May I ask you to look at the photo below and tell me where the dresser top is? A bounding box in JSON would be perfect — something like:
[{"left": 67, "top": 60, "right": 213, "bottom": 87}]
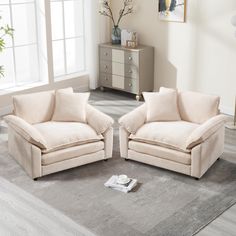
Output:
[{"left": 99, "top": 43, "right": 153, "bottom": 52}]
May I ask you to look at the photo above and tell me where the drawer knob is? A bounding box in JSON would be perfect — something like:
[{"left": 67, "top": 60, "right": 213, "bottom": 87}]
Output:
[
  {"left": 129, "top": 83, "right": 132, "bottom": 87},
  {"left": 104, "top": 65, "right": 108, "bottom": 70},
  {"left": 128, "top": 56, "right": 132, "bottom": 61},
  {"left": 129, "top": 70, "right": 132, "bottom": 74},
  {"left": 104, "top": 52, "right": 108, "bottom": 56},
  {"left": 105, "top": 77, "right": 108, "bottom": 81}
]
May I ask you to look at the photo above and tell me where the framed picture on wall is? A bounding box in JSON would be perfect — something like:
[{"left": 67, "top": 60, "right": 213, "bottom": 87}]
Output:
[{"left": 158, "top": 0, "right": 186, "bottom": 22}]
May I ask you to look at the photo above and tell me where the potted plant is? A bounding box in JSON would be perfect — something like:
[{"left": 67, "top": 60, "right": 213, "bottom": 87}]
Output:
[
  {"left": 0, "top": 16, "right": 14, "bottom": 77},
  {"left": 99, "top": 0, "right": 133, "bottom": 44}
]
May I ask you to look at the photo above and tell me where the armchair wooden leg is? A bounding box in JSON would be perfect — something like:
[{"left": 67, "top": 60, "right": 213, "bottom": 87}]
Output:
[
  {"left": 104, "top": 159, "right": 108, "bottom": 162},
  {"left": 124, "top": 158, "right": 129, "bottom": 161},
  {"left": 33, "top": 178, "right": 38, "bottom": 181},
  {"left": 195, "top": 178, "right": 199, "bottom": 181}
]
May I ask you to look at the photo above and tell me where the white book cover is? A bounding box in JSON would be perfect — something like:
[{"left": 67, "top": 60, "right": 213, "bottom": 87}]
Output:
[{"left": 104, "top": 175, "right": 138, "bottom": 193}]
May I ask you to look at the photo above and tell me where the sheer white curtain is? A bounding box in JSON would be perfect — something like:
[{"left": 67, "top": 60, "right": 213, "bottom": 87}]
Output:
[{"left": 85, "top": 0, "right": 110, "bottom": 89}]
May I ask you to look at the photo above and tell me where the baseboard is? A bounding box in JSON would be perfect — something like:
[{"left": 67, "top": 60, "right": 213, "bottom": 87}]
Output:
[
  {"left": 220, "top": 106, "right": 234, "bottom": 116},
  {"left": 74, "top": 84, "right": 90, "bottom": 92},
  {"left": 0, "top": 105, "right": 13, "bottom": 117}
]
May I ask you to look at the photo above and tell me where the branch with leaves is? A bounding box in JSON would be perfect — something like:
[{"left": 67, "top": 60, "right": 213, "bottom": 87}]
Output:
[
  {"left": 0, "top": 16, "right": 14, "bottom": 78},
  {"left": 99, "top": 0, "right": 133, "bottom": 27}
]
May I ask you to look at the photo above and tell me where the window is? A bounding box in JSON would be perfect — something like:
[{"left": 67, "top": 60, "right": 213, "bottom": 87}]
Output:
[
  {"left": 0, "top": 0, "right": 44, "bottom": 89},
  {"left": 0, "top": 0, "right": 86, "bottom": 89},
  {"left": 50, "top": 0, "right": 85, "bottom": 79}
]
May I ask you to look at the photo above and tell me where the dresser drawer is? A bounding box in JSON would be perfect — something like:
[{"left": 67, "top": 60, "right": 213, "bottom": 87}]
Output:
[
  {"left": 100, "top": 73, "right": 112, "bottom": 87},
  {"left": 112, "top": 62, "right": 125, "bottom": 76},
  {"left": 125, "top": 64, "right": 138, "bottom": 79},
  {"left": 100, "top": 61, "right": 112, "bottom": 74},
  {"left": 125, "top": 78, "right": 138, "bottom": 94},
  {"left": 112, "top": 49, "right": 124, "bottom": 63},
  {"left": 112, "top": 75, "right": 125, "bottom": 90},
  {"left": 100, "top": 47, "right": 112, "bottom": 61},
  {"left": 125, "top": 51, "right": 139, "bottom": 66}
]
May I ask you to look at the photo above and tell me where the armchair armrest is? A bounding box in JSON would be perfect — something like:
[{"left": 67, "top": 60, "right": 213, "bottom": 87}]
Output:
[
  {"left": 86, "top": 104, "right": 114, "bottom": 135},
  {"left": 186, "top": 114, "right": 227, "bottom": 149},
  {"left": 119, "top": 104, "right": 147, "bottom": 134},
  {"left": 4, "top": 115, "right": 47, "bottom": 149}
]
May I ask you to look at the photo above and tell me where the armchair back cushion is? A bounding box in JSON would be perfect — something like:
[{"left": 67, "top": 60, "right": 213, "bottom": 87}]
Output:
[
  {"left": 13, "top": 87, "right": 73, "bottom": 124},
  {"left": 13, "top": 90, "right": 55, "bottom": 124},
  {"left": 178, "top": 91, "right": 220, "bottom": 124}
]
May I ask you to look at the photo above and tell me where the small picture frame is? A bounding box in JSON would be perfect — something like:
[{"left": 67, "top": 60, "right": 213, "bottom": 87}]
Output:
[{"left": 126, "top": 40, "right": 137, "bottom": 48}]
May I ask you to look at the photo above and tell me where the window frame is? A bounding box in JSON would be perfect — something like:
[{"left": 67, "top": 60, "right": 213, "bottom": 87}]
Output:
[
  {"left": 0, "top": 0, "right": 87, "bottom": 90},
  {"left": 0, "top": 0, "right": 41, "bottom": 89},
  {"left": 50, "top": 0, "right": 86, "bottom": 80}
]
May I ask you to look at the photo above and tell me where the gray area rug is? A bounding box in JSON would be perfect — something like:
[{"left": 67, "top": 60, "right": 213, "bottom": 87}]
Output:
[
  {"left": 0, "top": 90, "right": 236, "bottom": 236},
  {"left": 0, "top": 177, "right": 95, "bottom": 236}
]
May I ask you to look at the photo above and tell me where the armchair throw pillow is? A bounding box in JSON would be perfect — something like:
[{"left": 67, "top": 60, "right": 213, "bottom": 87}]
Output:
[
  {"left": 52, "top": 92, "right": 90, "bottom": 123},
  {"left": 143, "top": 89, "right": 181, "bottom": 122}
]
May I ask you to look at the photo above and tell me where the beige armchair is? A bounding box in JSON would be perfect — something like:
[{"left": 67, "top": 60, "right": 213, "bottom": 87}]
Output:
[
  {"left": 119, "top": 90, "right": 226, "bottom": 179},
  {"left": 4, "top": 88, "right": 114, "bottom": 180}
]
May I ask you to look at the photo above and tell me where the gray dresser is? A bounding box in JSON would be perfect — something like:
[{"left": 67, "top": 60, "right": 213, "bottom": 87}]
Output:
[{"left": 99, "top": 43, "right": 154, "bottom": 100}]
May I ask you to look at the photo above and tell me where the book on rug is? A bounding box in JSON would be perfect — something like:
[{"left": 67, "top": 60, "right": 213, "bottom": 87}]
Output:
[{"left": 104, "top": 175, "right": 138, "bottom": 193}]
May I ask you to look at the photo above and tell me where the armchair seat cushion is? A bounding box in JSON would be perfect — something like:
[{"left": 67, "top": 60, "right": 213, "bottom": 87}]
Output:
[
  {"left": 129, "top": 121, "right": 199, "bottom": 153},
  {"left": 42, "top": 141, "right": 104, "bottom": 165},
  {"left": 34, "top": 122, "right": 103, "bottom": 153},
  {"left": 129, "top": 141, "right": 191, "bottom": 165}
]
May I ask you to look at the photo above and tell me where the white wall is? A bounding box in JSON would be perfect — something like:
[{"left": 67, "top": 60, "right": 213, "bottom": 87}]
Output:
[{"left": 111, "top": 0, "right": 236, "bottom": 115}]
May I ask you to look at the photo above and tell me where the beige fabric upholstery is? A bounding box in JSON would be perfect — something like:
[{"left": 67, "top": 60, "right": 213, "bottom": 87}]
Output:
[
  {"left": 159, "top": 87, "right": 177, "bottom": 93},
  {"left": 57, "top": 87, "right": 74, "bottom": 94},
  {"left": 7, "top": 88, "right": 114, "bottom": 179},
  {"left": 13, "top": 90, "right": 55, "bottom": 124},
  {"left": 4, "top": 115, "right": 47, "bottom": 149},
  {"left": 12, "top": 88, "right": 73, "bottom": 124},
  {"left": 42, "top": 142, "right": 104, "bottom": 165},
  {"left": 128, "top": 150, "right": 191, "bottom": 176},
  {"left": 191, "top": 126, "right": 224, "bottom": 178},
  {"left": 130, "top": 121, "right": 199, "bottom": 153},
  {"left": 42, "top": 151, "right": 105, "bottom": 177},
  {"left": 129, "top": 141, "right": 191, "bottom": 165},
  {"left": 119, "top": 127, "right": 129, "bottom": 158},
  {"left": 143, "top": 90, "right": 181, "bottom": 122},
  {"left": 103, "top": 127, "right": 113, "bottom": 159},
  {"left": 119, "top": 89, "right": 224, "bottom": 179},
  {"left": 178, "top": 91, "right": 220, "bottom": 124},
  {"left": 86, "top": 104, "right": 114, "bottom": 134},
  {"left": 186, "top": 114, "right": 226, "bottom": 149},
  {"left": 34, "top": 121, "right": 103, "bottom": 153},
  {"left": 119, "top": 104, "right": 147, "bottom": 134},
  {"left": 8, "top": 127, "right": 42, "bottom": 179},
  {"left": 52, "top": 92, "right": 90, "bottom": 123}
]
